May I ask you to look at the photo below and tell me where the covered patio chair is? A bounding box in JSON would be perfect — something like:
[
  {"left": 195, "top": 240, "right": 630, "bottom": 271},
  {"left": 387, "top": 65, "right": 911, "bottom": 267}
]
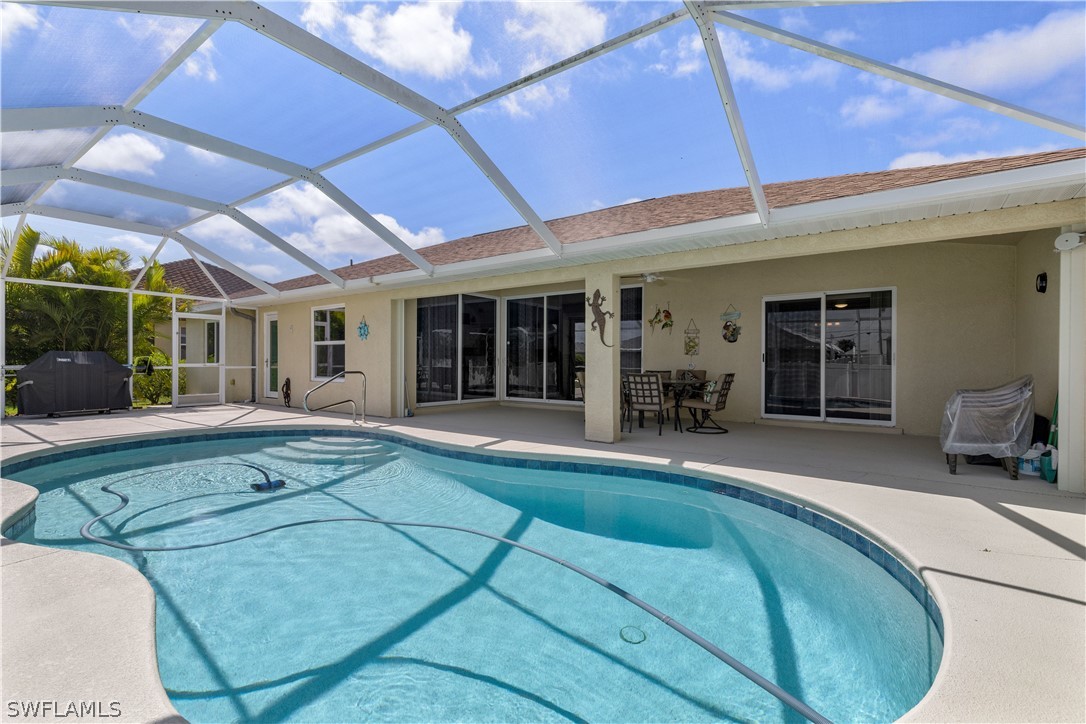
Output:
[
  {"left": 625, "top": 372, "right": 668, "bottom": 435},
  {"left": 680, "top": 373, "right": 735, "bottom": 434},
  {"left": 940, "top": 375, "right": 1034, "bottom": 479}
]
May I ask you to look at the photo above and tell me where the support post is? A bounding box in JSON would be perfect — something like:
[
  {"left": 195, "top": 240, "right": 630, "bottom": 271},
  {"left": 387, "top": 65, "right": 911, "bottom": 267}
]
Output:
[
  {"left": 1057, "top": 234, "right": 1085, "bottom": 491},
  {"left": 584, "top": 270, "right": 622, "bottom": 443},
  {"left": 392, "top": 298, "right": 405, "bottom": 419},
  {"left": 171, "top": 297, "right": 178, "bottom": 409},
  {"left": 127, "top": 291, "right": 134, "bottom": 403},
  {"left": 1, "top": 277, "right": 5, "bottom": 420}
]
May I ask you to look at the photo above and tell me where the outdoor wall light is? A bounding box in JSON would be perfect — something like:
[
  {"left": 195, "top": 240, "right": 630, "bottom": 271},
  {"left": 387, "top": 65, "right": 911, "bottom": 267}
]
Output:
[
  {"left": 834, "top": 302, "right": 849, "bottom": 308},
  {"left": 1036, "top": 272, "right": 1048, "bottom": 293}
]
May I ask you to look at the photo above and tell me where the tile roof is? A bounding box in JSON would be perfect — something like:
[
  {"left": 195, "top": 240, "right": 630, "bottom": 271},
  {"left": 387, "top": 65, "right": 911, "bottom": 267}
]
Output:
[
  {"left": 132, "top": 258, "right": 260, "bottom": 299},
  {"left": 271, "top": 147, "right": 1085, "bottom": 294}
]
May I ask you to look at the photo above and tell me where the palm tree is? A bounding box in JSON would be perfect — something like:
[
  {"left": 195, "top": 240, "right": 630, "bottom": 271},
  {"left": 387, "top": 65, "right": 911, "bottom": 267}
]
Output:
[{"left": 3, "top": 225, "right": 179, "bottom": 365}]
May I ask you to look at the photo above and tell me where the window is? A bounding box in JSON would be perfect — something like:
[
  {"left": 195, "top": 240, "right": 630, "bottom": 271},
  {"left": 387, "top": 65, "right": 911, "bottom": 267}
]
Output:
[
  {"left": 312, "top": 306, "right": 346, "bottom": 379},
  {"left": 205, "top": 321, "right": 219, "bottom": 364},
  {"left": 620, "top": 286, "right": 643, "bottom": 375}
]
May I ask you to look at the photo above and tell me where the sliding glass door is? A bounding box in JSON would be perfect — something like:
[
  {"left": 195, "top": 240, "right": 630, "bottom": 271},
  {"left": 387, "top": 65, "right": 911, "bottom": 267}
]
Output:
[
  {"left": 505, "top": 292, "right": 585, "bottom": 402},
  {"left": 506, "top": 297, "right": 546, "bottom": 399},
  {"left": 824, "top": 290, "right": 894, "bottom": 422},
  {"left": 462, "top": 295, "right": 497, "bottom": 400},
  {"left": 546, "top": 293, "right": 585, "bottom": 402},
  {"left": 417, "top": 294, "right": 497, "bottom": 405},
  {"left": 764, "top": 298, "right": 823, "bottom": 417},
  {"left": 763, "top": 289, "right": 894, "bottom": 424}
]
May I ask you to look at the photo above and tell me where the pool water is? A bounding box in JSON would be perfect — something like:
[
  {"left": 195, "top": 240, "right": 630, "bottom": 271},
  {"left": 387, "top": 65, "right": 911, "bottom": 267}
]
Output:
[{"left": 14, "top": 434, "right": 941, "bottom": 722}]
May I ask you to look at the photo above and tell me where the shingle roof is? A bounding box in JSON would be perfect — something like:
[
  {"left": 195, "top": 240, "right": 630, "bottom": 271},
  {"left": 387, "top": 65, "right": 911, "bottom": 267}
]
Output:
[
  {"left": 271, "top": 147, "right": 1085, "bottom": 294},
  {"left": 132, "top": 258, "right": 260, "bottom": 299}
]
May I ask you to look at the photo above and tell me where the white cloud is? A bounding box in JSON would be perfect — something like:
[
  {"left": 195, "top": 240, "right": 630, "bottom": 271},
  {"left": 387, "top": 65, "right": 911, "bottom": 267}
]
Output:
[
  {"left": 244, "top": 183, "right": 445, "bottom": 263},
  {"left": 840, "top": 9, "right": 1085, "bottom": 128},
  {"left": 505, "top": 1, "right": 608, "bottom": 61},
  {"left": 107, "top": 233, "right": 159, "bottom": 257},
  {"left": 777, "top": 9, "right": 811, "bottom": 34},
  {"left": 184, "top": 215, "right": 258, "bottom": 252},
  {"left": 902, "top": 9, "right": 1085, "bottom": 94},
  {"left": 300, "top": 1, "right": 341, "bottom": 35},
  {"left": 718, "top": 28, "right": 839, "bottom": 91},
  {"left": 840, "top": 94, "right": 906, "bottom": 127},
  {"left": 648, "top": 33, "right": 705, "bottom": 78},
  {"left": 185, "top": 146, "right": 228, "bottom": 166},
  {"left": 1, "top": 3, "right": 40, "bottom": 43},
  {"left": 117, "top": 16, "right": 218, "bottom": 82},
  {"left": 79, "top": 133, "right": 165, "bottom": 175},
  {"left": 497, "top": 81, "right": 570, "bottom": 119},
  {"left": 238, "top": 262, "right": 283, "bottom": 280},
  {"left": 888, "top": 144, "right": 1060, "bottom": 170},
  {"left": 822, "top": 28, "right": 858, "bottom": 47},
  {"left": 302, "top": 0, "right": 476, "bottom": 80},
  {"left": 182, "top": 42, "right": 218, "bottom": 82},
  {"left": 589, "top": 197, "right": 643, "bottom": 211},
  {"left": 492, "top": 1, "right": 607, "bottom": 118},
  {"left": 1, "top": 128, "right": 95, "bottom": 169},
  {"left": 897, "top": 117, "right": 1000, "bottom": 150}
]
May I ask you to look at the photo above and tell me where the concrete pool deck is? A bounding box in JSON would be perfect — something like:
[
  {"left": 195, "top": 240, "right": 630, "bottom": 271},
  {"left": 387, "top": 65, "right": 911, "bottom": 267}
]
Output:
[{"left": 2, "top": 403, "right": 1084, "bottom": 722}]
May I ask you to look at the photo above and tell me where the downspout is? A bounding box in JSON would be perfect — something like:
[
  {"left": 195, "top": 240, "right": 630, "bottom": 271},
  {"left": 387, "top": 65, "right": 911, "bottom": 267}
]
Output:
[{"left": 229, "top": 307, "right": 257, "bottom": 403}]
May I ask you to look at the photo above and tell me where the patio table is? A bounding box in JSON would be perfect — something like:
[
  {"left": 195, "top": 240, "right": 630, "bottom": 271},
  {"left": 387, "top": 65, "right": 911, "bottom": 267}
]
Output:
[{"left": 666, "top": 378, "right": 707, "bottom": 432}]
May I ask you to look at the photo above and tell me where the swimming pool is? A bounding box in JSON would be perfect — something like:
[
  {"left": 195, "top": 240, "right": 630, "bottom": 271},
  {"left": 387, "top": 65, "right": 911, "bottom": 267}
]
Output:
[{"left": 10, "top": 430, "right": 942, "bottom": 722}]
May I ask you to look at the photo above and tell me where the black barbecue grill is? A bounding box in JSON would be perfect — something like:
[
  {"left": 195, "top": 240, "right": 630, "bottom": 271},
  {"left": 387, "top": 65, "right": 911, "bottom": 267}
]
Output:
[{"left": 16, "top": 351, "right": 132, "bottom": 417}]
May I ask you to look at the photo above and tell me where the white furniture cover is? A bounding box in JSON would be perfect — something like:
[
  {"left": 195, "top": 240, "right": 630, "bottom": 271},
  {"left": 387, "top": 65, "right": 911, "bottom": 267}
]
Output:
[{"left": 940, "top": 376, "right": 1035, "bottom": 459}]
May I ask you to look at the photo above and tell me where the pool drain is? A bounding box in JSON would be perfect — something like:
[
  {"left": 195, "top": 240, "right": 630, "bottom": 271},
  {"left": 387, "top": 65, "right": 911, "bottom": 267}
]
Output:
[{"left": 620, "top": 626, "right": 646, "bottom": 644}]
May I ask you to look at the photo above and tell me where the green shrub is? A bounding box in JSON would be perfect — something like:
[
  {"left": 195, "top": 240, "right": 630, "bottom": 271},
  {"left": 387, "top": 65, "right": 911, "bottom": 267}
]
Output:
[{"left": 133, "top": 352, "right": 173, "bottom": 405}]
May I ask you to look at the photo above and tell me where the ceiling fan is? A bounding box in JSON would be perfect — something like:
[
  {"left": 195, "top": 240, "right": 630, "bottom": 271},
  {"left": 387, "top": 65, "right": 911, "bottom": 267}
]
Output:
[{"left": 621, "top": 272, "right": 684, "bottom": 284}]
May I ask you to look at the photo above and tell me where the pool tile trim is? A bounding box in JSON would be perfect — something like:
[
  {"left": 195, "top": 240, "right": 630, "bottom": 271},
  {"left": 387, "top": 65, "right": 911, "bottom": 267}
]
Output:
[{"left": 6, "top": 426, "right": 943, "bottom": 637}]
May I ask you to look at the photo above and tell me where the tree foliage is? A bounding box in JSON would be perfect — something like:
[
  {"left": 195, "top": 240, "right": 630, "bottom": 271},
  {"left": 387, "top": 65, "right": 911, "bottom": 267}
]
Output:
[{"left": 3, "top": 225, "right": 181, "bottom": 366}]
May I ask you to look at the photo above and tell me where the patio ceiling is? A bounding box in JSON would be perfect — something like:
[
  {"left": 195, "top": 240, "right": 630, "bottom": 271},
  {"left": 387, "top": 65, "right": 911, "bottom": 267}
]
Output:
[{"left": 1, "top": 1, "right": 1084, "bottom": 301}]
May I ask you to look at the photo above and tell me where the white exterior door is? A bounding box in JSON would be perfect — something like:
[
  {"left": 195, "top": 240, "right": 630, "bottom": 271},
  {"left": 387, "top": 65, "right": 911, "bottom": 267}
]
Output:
[{"left": 264, "top": 313, "right": 278, "bottom": 398}]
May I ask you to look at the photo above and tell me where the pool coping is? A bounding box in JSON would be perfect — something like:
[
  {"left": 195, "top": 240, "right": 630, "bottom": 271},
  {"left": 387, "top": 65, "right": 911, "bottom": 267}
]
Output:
[{"left": 3, "top": 423, "right": 947, "bottom": 722}]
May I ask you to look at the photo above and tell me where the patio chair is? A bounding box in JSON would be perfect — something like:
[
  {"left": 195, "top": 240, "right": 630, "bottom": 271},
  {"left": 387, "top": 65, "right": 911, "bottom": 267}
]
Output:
[
  {"left": 646, "top": 370, "right": 673, "bottom": 420},
  {"left": 575, "top": 370, "right": 586, "bottom": 403},
  {"left": 675, "top": 369, "right": 706, "bottom": 382},
  {"left": 940, "top": 375, "right": 1034, "bottom": 479},
  {"left": 625, "top": 372, "right": 668, "bottom": 435},
  {"left": 680, "top": 373, "right": 735, "bottom": 434}
]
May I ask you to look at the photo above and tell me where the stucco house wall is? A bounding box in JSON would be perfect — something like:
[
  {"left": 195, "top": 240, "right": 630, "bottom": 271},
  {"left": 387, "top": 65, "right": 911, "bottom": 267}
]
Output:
[{"left": 254, "top": 222, "right": 1064, "bottom": 437}]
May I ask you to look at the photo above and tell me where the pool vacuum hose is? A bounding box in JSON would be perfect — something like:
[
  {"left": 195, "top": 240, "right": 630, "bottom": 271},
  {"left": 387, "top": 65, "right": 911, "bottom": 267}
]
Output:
[{"left": 79, "top": 466, "right": 830, "bottom": 724}]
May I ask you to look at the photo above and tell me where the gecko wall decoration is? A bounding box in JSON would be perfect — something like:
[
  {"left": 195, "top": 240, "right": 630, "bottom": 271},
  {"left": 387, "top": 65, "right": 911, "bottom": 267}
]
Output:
[{"left": 586, "top": 289, "right": 615, "bottom": 347}]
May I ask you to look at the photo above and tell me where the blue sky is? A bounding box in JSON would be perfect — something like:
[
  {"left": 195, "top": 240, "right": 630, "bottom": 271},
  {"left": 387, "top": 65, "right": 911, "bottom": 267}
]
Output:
[{"left": 2, "top": 1, "right": 1083, "bottom": 283}]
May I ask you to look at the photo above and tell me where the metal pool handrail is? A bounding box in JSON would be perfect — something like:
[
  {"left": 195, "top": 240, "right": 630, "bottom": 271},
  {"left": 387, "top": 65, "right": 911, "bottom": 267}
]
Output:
[{"left": 304, "top": 370, "right": 366, "bottom": 424}]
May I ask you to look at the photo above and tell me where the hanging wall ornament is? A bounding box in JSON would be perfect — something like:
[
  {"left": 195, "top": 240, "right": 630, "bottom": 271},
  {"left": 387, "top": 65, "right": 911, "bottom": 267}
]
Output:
[
  {"left": 720, "top": 304, "right": 741, "bottom": 342},
  {"left": 648, "top": 306, "right": 663, "bottom": 334},
  {"left": 683, "top": 318, "right": 700, "bottom": 357},
  {"left": 661, "top": 304, "right": 673, "bottom": 333},
  {"left": 357, "top": 317, "right": 370, "bottom": 341}
]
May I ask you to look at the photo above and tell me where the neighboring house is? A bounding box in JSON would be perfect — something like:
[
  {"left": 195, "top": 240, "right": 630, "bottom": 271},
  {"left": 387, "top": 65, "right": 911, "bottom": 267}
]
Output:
[{"left": 132, "top": 258, "right": 261, "bottom": 405}]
